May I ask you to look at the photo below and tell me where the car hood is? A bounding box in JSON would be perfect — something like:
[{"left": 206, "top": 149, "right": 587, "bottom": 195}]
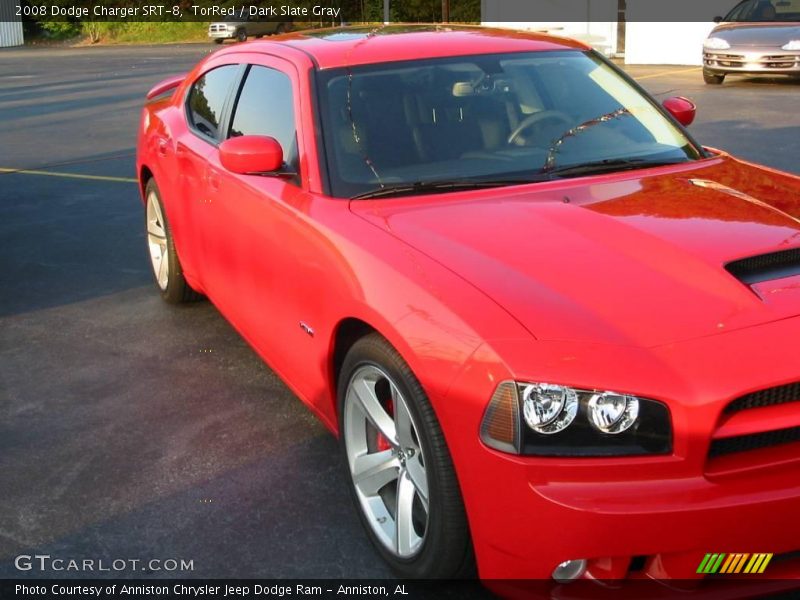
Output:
[
  {"left": 350, "top": 156, "right": 800, "bottom": 348},
  {"left": 712, "top": 23, "right": 800, "bottom": 46}
]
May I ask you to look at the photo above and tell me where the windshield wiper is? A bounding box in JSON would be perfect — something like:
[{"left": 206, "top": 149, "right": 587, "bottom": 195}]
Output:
[
  {"left": 545, "top": 158, "right": 689, "bottom": 178},
  {"left": 349, "top": 158, "right": 688, "bottom": 199},
  {"left": 350, "top": 177, "right": 550, "bottom": 200}
]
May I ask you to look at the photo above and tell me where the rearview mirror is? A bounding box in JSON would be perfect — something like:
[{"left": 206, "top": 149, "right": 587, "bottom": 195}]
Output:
[
  {"left": 219, "top": 135, "right": 284, "bottom": 175},
  {"left": 662, "top": 96, "right": 696, "bottom": 127}
]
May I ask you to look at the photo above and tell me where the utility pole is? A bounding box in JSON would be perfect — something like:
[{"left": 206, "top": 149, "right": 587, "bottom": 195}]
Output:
[
  {"left": 384, "top": 0, "right": 390, "bottom": 23},
  {"left": 442, "top": 0, "right": 450, "bottom": 22}
]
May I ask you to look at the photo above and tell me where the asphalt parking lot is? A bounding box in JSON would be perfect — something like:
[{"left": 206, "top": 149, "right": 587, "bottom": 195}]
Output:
[{"left": 1, "top": 42, "right": 799, "bottom": 582}]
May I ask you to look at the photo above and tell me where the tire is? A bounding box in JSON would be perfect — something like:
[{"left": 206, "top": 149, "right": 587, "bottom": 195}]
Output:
[
  {"left": 703, "top": 68, "right": 725, "bottom": 84},
  {"left": 213, "top": 38, "right": 224, "bottom": 44},
  {"left": 144, "top": 179, "right": 202, "bottom": 304},
  {"left": 276, "top": 23, "right": 286, "bottom": 34},
  {"left": 337, "top": 333, "right": 474, "bottom": 578},
  {"left": 236, "top": 29, "right": 247, "bottom": 43}
]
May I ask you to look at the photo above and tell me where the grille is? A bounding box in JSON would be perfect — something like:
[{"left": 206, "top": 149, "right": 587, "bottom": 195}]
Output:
[
  {"left": 763, "top": 55, "right": 797, "bottom": 68},
  {"left": 703, "top": 52, "right": 746, "bottom": 68},
  {"left": 725, "top": 247, "right": 800, "bottom": 285},
  {"left": 704, "top": 52, "right": 800, "bottom": 69},
  {"left": 725, "top": 381, "right": 800, "bottom": 413},
  {"left": 708, "top": 426, "right": 800, "bottom": 458}
]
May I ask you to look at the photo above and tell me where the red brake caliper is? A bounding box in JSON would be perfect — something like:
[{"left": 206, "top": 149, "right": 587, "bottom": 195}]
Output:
[{"left": 375, "top": 397, "right": 394, "bottom": 452}]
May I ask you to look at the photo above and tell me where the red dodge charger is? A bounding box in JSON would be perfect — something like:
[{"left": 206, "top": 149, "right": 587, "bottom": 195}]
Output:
[{"left": 136, "top": 25, "right": 800, "bottom": 586}]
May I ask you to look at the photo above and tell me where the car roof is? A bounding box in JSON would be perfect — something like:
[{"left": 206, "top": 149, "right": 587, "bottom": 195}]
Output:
[{"left": 222, "top": 24, "right": 590, "bottom": 70}]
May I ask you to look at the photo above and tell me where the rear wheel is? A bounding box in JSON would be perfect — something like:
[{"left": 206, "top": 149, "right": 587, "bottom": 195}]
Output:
[
  {"left": 703, "top": 68, "right": 725, "bottom": 84},
  {"left": 338, "top": 334, "right": 474, "bottom": 578},
  {"left": 213, "top": 38, "right": 224, "bottom": 44},
  {"left": 144, "top": 179, "right": 202, "bottom": 304},
  {"left": 236, "top": 29, "right": 247, "bottom": 43}
]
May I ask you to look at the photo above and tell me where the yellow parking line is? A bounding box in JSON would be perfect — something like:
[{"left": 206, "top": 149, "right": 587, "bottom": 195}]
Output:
[
  {"left": 634, "top": 66, "right": 702, "bottom": 80},
  {"left": 0, "top": 167, "right": 137, "bottom": 184}
]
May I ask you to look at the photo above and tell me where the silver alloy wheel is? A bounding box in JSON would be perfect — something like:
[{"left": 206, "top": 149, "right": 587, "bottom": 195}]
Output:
[
  {"left": 146, "top": 191, "right": 169, "bottom": 291},
  {"left": 343, "top": 365, "right": 430, "bottom": 558}
]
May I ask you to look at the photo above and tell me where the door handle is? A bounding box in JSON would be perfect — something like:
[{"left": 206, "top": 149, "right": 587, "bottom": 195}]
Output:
[{"left": 207, "top": 168, "right": 221, "bottom": 191}]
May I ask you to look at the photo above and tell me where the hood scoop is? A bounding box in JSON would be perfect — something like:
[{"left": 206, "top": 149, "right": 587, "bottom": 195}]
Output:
[{"left": 726, "top": 248, "right": 800, "bottom": 285}]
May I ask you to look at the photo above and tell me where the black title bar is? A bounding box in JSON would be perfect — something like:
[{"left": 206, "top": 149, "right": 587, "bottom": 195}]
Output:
[{"left": 9, "top": 0, "right": 752, "bottom": 23}]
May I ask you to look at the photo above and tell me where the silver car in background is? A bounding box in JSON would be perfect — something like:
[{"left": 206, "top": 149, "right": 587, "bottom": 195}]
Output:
[
  {"left": 703, "top": 0, "right": 800, "bottom": 83},
  {"left": 208, "top": 19, "right": 291, "bottom": 44}
]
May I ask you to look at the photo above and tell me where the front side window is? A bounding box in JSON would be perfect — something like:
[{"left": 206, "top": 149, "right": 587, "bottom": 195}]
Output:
[
  {"left": 318, "top": 51, "right": 704, "bottom": 198},
  {"left": 229, "top": 66, "right": 298, "bottom": 170},
  {"left": 187, "top": 65, "right": 238, "bottom": 140}
]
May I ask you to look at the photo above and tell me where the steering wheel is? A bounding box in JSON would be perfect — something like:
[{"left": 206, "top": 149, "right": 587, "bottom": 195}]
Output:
[{"left": 507, "top": 110, "right": 573, "bottom": 145}]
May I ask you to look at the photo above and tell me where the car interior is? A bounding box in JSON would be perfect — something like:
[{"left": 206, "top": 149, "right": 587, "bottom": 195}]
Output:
[{"left": 322, "top": 53, "right": 689, "bottom": 194}]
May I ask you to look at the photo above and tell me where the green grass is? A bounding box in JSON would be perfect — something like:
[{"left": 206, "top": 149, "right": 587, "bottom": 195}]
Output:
[{"left": 80, "top": 22, "right": 209, "bottom": 45}]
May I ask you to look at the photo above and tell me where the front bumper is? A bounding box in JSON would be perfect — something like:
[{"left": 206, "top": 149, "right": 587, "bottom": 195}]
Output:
[
  {"left": 704, "top": 47, "right": 800, "bottom": 74},
  {"left": 475, "top": 454, "right": 800, "bottom": 581},
  {"left": 440, "top": 315, "right": 800, "bottom": 584}
]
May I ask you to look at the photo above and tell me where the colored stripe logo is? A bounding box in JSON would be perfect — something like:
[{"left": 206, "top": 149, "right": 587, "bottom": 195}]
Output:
[{"left": 697, "top": 553, "right": 773, "bottom": 574}]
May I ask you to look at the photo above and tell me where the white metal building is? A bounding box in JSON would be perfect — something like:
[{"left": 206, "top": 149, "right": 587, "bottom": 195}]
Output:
[
  {"left": 0, "top": 0, "right": 24, "bottom": 47},
  {"left": 482, "top": 0, "right": 743, "bottom": 65}
]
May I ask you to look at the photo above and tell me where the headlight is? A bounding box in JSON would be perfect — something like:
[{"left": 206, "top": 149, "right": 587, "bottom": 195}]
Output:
[
  {"left": 704, "top": 37, "right": 731, "bottom": 50},
  {"left": 782, "top": 40, "right": 800, "bottom": 50},
  {"left": 587, "top": 392, "right": 638, "bottom": 434},
  {"left": 521, "top": 383, "right": 578, "bottom": 434},
  {"left": 480, "top": 381, "right": 672, "bottom": 456}
]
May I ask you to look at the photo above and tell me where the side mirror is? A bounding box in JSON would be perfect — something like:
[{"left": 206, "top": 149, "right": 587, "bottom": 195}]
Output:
[
  {"left": 219, "top": 135, "right": 284, "bottom": 175},
  {"left": 713, "top": 15, "right": 723, "bottom": 23},
  {"left": 662, "top": 96, "right": 696, "bottom": 127}
]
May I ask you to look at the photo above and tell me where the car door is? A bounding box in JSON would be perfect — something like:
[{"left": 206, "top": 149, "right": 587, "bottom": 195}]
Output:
[
  {"left": 202, "top": 58, "right": 325, "bottom": 387},
  {"left": 175, "top": 63, "right": 241, "bottom": 289}
]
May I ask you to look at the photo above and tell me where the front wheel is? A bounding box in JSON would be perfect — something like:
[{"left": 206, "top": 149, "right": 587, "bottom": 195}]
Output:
[
  {"left": 213, "top": 38, "right": 224, "bottom": 44},
  {"left": 144, "top": 179, "right": 202, "bottom": 304},
  {"left": 236, "top": 29, "right": 247, "bottom": 43},
  {"left": 703, "top": 68, "right": 725, "bottom": 84},
  {"left": 338, "top": 334, "right": 474, "bottom": 578}
]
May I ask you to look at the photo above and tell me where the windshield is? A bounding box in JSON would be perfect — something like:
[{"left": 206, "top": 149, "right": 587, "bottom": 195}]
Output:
[
  {"left": 724, "top": 0, "right": 800, "bottom": 21},
  {"left": 317, "top": 51, "right": 703, "bottom": 198}
]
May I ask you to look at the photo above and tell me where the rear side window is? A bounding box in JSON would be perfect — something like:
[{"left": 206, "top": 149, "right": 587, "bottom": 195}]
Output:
[
  {"left": 230, "top": 66, "right": 298, "bottom": 169},
  {"left": 187, "top": 65, "right": 238, "bottom": 140}
]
